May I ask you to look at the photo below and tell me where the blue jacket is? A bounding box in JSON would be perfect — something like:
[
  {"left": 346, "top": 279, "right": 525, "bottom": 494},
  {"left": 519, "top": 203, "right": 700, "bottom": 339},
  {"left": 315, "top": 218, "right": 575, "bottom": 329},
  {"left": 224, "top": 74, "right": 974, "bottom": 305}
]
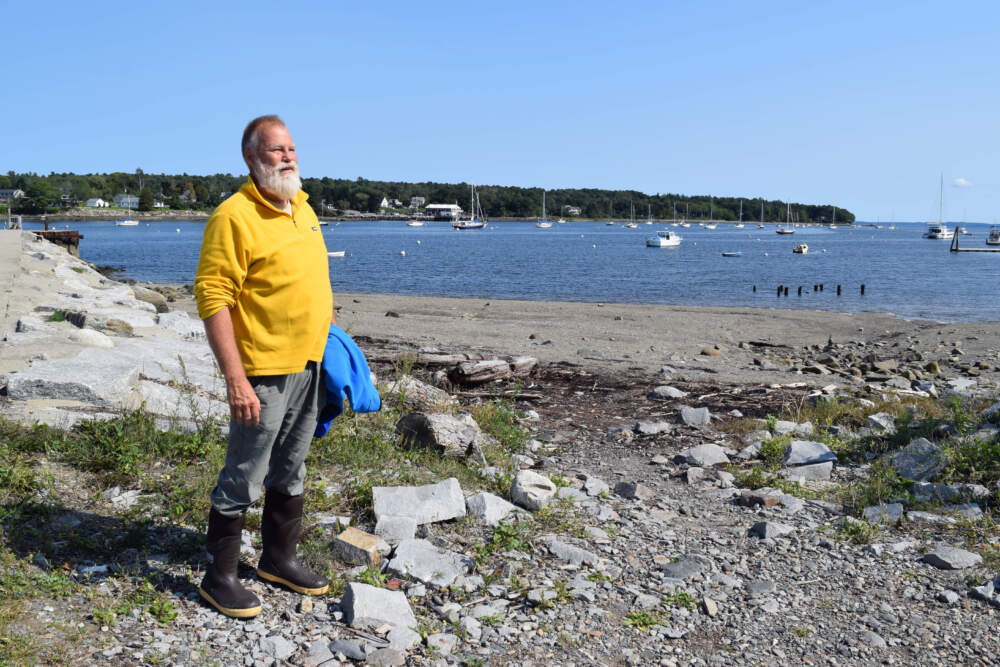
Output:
[{"left": 314, "top": 324, "right": 381, "bottom": 437}]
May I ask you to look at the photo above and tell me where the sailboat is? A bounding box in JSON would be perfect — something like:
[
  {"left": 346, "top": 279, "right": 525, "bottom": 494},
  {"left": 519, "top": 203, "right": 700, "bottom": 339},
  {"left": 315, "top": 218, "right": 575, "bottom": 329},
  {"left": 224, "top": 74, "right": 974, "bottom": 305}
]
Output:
[
  {"left": 452, "top": 182, "right": 486, "bottom": 230},
  {"left": 701, "top": 197, "right": 717, "bottom": 229},
  {"left": 646, "top": 204, "right": 653, "bottom": 224},
  {"left": 116, "top": 189, "right": 138, "bottom": 226},
  {"left": 734, "top": 200, "right": 744, "bottom": 228},
  {"left": 606, "top": 201, "right": 614, "bottom": 225},
  {"left": 923, "top": 174, "right": 953, "bottom": 239},
  {"left": 625, "top": 200, "right": 638, "bottom": 228},
  {"left": 776, "top": 202, "right": 795, "bottom": 234},
  {"left": 536, "top": 191, "right": 552, "bottom": 228}
]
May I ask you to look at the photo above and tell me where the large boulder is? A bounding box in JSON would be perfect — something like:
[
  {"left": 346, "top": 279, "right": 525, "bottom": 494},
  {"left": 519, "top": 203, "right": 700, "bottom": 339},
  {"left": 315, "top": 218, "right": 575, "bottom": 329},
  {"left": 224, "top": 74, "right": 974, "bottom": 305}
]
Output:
[
  {"left": 341, "top": 582, "right": 417, "bottom": 630},
  {"left": 395, "top": 412, "right": 484, "bottom": 460},
  {"left": 382, "top": 374, "right": 457, "bottom": 411},
  {"left": 387, "top": 539, "right": 475, "bottom": 587},
  {"left": 372, "top": 478, "right": 466, "bottom": 525},
  {"left": 784, "top": 440, "right": 838, "bottom": 467},
  {"left": 886, "top": 437, "right": 944, "bottom": 482},
  {"left": 510, "top": 470, "right": 557, "bottom": 510}
]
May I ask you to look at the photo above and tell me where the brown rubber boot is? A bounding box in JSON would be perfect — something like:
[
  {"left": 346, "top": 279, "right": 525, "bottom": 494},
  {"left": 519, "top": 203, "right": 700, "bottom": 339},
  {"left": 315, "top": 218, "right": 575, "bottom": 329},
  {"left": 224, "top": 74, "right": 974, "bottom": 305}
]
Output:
[
  {"left": 257, "top": 489, "right": 329, "bottom": 595},
  {"left": 198, "top": 509, "right": 262, "bottom": 618}
]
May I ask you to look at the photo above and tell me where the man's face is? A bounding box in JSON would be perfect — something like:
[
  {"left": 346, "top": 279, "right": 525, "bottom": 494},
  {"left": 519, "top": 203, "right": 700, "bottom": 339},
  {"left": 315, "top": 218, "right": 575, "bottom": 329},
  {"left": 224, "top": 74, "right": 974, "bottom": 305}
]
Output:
[
  {"left": 253, "top": 123, "right": 297, "bottom": 175},
  {"left": 248, "top": 123, "right": 301, "bottom": 201}
]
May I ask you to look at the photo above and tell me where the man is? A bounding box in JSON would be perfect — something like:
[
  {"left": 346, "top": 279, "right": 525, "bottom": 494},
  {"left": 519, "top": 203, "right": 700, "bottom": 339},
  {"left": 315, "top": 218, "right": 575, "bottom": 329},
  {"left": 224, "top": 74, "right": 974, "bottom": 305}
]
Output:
[{"left": 194, "top": 115, "right": 333, "bottom": 618}]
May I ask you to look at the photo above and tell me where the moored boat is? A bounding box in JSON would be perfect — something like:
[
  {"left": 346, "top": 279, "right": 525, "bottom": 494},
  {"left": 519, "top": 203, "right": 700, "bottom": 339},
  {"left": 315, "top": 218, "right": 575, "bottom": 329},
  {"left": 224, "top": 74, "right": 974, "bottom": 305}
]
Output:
[
  {"left": 792, "top": 243, "right": 808, "bottom": 254},
  {"left": 986, "top": 226, "right": 1000, "bottom": 246},
  {"left": 646, "top": 230, "right": 682, "bottom": 247}
]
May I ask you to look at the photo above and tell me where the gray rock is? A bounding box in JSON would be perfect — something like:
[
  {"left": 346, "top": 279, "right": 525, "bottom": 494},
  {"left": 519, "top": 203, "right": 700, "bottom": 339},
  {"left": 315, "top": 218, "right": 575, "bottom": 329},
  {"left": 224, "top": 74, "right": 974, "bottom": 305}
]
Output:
[
  {"left": 426, "top": 633, "right": 458, "bottom": 657},
  {"left": 259, "top": 635, "right": 295, "bottom": 660},
  {"left": 783, "top": 440, "right": 837, "bottom": 466},
  {"left": 635, "top": 420, "right": 672, "bottom": 435},
  {"left": 540, "top": 535, "right": 599, "bottom": 566},
  {"left": 383, "top": 374, "right": 457, "bottom": 411},
  {"left": 675, "top": 443, "right": 730, "bottom": 467},
  {"left": 387, "top": 539, "right": 475, "bottom": 587},
  {"left": 658, "top": 554, "right": 712, "bottom": 580},
  {"left": 156, "top": 311, "right": 205, "bottom": 339},
  {"left": 749, "top": 521, "right": 795, "bottom": 539},
  {"left": 866, "top": 412, "right": 897, "bottom": 434},
  {"left": 862, "top": 503, "right": 904, "bottom": 525},
  {"left": 510, "top": 470, "right": 557, "bottom": 510},
  {"left": 459, "top": 616, "right": 482, "bottom": 641},
  {"left": 466, "top": 492, "right": 521, "bottom": 526},
  {"left": 385, "top": 628, "right": 423, "bottom": 651},
  {"left": 374, "top": 515, "right": 418, "bottom": 545},
  {"left": 614, "top": 481, "right": 655, "bottom": 501},
  {"left": 887, "top": 437, "right": 944, "bottom": 482},
  {"left": 773, "top": 420, "right": 813, "bottom": 436},
  {"left": 948, "top": 503, "right": 984, "bottom": 521},
  {"left": 365, "top": 648, "right": 406, "bottom": 666},
  {"left": 341, "top": 582, "right": 417, "bottom": 630},
  {"left": 980, "top": 400, "right": 1000, "bottom": 422},
  {"left": 307, "top": 639, "right": 335, "bottom": 664},
  {"left": 6, "top": 349, "right": 139, "bottom": 405},
  {"left": 395, "top": 412, "right": 484, "bottom": 460},
  {"left": 329, "top": 639, "right": 366, "bottom": 660},
  {"left": 860, "top": 630, "right": 888, "bottom": 649},
  {"left": 906, "top": 511, "right": 956, "bottom": 525},
  {"left": 679, "top": 406, "right": 712, "bottom": 427},
  {"left": 372, "top": 478, "right": 466, "bottom": 525},
  {"left": 780, "top": 461, "right": 833, "bottom": 482},
  {"left": 921, "top": 546, "right": 984, "bottom": 570},
  {"left": 650, "top": 385, "right": 688, "bottom": 399},
  {"left": 583, "top": 476, "right": 610, "bottom": 497}
]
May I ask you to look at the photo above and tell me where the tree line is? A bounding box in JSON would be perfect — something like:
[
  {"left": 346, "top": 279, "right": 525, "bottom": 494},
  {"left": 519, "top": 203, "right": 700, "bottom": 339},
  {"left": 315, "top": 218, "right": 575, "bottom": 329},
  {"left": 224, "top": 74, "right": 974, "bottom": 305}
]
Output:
[{"left": 0, "top": 170, "right": 855, "bottom": 223}]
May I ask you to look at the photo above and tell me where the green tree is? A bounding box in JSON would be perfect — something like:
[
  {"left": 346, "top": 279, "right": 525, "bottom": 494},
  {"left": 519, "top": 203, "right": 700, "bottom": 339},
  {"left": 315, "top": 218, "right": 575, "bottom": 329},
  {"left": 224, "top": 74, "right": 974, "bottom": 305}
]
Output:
[
  {"left": 138, "top": 187, "right": 154, "bottom": 212},
  {"left": 15, "top": 180, "right": 61, "bottom": 213}
]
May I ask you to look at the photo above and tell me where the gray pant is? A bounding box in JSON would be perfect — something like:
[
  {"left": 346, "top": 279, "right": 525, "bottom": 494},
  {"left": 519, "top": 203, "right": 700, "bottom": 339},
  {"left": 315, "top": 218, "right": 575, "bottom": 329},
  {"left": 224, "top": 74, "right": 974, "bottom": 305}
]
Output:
[{"left": 210, "top": 362, "right": 324, "bottom": 517}]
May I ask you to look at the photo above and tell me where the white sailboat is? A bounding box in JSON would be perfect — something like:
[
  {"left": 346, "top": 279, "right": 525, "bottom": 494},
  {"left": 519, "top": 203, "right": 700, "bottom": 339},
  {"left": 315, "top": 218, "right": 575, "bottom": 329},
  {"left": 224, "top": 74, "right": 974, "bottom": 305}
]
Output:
[
  {"left": 734, "top": 200, "right": 744, "bottom": 228},
  {"left": 116, "top": 189, "right": 138, "bottom": 226},
  {"left": 625, "top": 200, "right": 638, "bottom": 228},
  {"left": 923, "top": 174, "right": 953, "bottom": 239},
  {"left": 452, "top": 181, "right": 486, "bottom": 230},
  {"left": 776, "top": 202, "right": 795, "bottom": 234},
  {"left": 536, "top": 191, "right": 552, "bottom": 228}
]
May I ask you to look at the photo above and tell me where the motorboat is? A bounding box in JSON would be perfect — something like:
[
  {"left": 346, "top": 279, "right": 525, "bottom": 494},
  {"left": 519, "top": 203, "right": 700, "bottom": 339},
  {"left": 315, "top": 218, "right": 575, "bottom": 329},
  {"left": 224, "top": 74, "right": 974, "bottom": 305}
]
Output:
[
  {"left": 406, "top": 220, "right": 424, "bottom": 227},
  {"left": 923, "top": 223, "right": 953, "bottom": 239},
  {"left": 775, "top": 226, "right": 795, "bottom": 235},
  {"left": 701, "top": 223, "right": 717, "bottom": 230},
  {"left": 987, "top": 226, "right": 1000, "bottom": 245},
  {"left": 557, "top": 218, "right": 566, "bottom": 224},
  {"left": 327, "top": 251, "right": 346, "bottom": 257},
  {"left": 646, "top": 230, "right": 682, "bottom": 247},
  {"left": 721, "top": 251, "right": 742, "bottom": 257},
  {"left": 792, "top": 243, "right": 808, "bottom": 254},
  {"left": 957, "top": 226, "right": 973, "bottom": 235}
]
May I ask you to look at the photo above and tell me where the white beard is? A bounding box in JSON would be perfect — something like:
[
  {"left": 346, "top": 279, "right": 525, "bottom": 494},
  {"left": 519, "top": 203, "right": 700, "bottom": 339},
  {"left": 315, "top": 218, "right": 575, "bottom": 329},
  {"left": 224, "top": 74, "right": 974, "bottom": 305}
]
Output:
[{"left": 252, "top": 159, "right": 301, "bottom": 201}]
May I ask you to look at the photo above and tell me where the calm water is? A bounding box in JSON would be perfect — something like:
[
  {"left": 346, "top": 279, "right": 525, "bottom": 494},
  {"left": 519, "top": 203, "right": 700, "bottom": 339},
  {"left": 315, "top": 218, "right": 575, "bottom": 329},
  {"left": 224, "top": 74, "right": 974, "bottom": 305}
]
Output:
[{"left": 27, "top": 220, "right": 1000, "bottom": 322}]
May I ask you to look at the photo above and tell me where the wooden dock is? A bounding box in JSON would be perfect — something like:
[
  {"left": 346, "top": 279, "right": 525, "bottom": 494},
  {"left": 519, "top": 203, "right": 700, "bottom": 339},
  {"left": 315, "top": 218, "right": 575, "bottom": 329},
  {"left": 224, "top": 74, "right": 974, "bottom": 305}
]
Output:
[
  {"left": 31, "top": 229, "right": 83, "bottom": 256},
  {"left": 950, "top": 234, "right": 1000, "bottom": 253}
]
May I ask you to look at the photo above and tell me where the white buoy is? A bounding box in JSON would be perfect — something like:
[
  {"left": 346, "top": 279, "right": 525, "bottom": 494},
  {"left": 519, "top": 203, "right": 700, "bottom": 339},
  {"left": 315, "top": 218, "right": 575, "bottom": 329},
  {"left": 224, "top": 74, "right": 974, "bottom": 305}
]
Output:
[
  {"left": 417, "top": 240, "right": 421, "bottom": 244},
  {"left": 764, "top": 252, "right": 768, "bottom": 256},
  {"left": 400, "top": 250, "right": 406, "bottom": 256},
  {"left": 176, "top": 228, "right": 180, "bottom": 232}
]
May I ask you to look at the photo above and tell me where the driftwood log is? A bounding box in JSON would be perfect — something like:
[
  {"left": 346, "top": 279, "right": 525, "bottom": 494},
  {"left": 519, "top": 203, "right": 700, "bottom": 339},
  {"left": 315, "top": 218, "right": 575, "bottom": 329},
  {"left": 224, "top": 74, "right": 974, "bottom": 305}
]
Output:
[{"left": 365, "top": 350, "right": 539, "bottom": 386}]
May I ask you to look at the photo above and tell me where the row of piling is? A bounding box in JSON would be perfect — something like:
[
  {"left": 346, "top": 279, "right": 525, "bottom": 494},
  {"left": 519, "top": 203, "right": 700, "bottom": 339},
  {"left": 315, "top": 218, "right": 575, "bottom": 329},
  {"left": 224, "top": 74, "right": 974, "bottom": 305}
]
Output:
[{"left": 750, "top": 284, "right": 866, "bottom": 296}]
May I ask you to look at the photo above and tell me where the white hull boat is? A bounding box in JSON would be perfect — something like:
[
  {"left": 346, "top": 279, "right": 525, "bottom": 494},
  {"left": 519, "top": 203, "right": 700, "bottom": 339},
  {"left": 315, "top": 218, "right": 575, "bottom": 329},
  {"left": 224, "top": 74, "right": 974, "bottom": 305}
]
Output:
[{"left": 646, "top": 230, "right": 682, "bottom": 247}]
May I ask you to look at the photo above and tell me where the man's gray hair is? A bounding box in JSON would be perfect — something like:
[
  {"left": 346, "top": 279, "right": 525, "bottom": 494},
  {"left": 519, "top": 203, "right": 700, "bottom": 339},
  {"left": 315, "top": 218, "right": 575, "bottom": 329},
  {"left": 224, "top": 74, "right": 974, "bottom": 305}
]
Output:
[{"left": 241, "top": 114, "right": 286, "bottom": 160}]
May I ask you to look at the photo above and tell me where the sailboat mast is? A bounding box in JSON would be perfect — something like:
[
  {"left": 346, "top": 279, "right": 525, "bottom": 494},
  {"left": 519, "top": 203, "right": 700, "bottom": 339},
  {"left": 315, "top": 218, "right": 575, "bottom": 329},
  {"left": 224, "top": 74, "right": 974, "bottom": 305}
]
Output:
[
  {"left": 939, "top": 173, "right": 944, "bottom": 224},
  {"left": 760, "top": 199, "right": 764, "bottom": 223},
  {"left": 739, "top": 199, "right": 743, "bottom": 223}
]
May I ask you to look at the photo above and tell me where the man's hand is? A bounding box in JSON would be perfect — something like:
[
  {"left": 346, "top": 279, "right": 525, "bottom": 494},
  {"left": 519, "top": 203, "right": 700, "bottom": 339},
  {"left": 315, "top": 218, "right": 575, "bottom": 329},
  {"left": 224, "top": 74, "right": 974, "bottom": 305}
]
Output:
[
  {"left": 226, "top": 375, "right": 260, "bottom": 426},
  {"left": 203, "top": 308, "right": 260, "bottom": 427}
]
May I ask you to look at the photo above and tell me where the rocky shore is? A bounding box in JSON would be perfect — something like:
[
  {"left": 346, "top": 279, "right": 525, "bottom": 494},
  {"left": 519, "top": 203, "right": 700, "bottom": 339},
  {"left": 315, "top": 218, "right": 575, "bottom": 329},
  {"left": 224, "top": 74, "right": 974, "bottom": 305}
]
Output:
[{"left": 2, "top": 230, "right": 1000, "bottom": 666}]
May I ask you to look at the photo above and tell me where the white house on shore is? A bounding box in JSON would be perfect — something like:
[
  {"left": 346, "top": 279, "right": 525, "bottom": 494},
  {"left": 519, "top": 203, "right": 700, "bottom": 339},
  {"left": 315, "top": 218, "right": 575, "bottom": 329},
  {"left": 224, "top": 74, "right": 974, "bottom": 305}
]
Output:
[
  {"left": 425, "top": 204, "right": 462, "bottom": 220},
  {"left": 85, "top": 198, "right": 110, "bottom": 208},
  {"left": 113, "top": 193, "right": 139, "bottom": 208},
  {"left": 0, "top": 188, "right": 25, "bottom": 203}
]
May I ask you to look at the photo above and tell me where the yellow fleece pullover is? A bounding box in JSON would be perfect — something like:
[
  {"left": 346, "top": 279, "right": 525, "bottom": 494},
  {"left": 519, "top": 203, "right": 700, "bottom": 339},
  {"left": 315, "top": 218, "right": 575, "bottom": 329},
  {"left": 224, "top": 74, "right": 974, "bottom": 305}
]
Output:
[{"left": 194, "top": 178, "right": 332, "bottom": 376}]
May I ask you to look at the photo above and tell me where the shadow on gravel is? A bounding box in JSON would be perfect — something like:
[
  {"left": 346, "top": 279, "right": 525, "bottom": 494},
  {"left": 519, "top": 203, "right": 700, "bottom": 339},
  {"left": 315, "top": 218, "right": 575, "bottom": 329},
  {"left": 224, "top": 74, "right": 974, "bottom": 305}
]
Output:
[{"left": 2, "top": 500, "right": 207, "bottom": 599}]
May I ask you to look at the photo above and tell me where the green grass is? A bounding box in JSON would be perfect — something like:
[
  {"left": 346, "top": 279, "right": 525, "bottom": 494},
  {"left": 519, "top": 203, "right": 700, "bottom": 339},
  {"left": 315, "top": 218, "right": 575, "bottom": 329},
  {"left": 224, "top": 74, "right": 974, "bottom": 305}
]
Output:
[{"left": 623, "top": 611, "right": 661, "bottom": 631}]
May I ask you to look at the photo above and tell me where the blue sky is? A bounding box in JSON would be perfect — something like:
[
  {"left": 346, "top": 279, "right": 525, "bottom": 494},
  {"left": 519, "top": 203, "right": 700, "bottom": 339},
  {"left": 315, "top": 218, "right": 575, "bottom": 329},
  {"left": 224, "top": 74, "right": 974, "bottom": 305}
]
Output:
[{"left": 5, "top": 1, "right": 999, "bottom": 221}]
